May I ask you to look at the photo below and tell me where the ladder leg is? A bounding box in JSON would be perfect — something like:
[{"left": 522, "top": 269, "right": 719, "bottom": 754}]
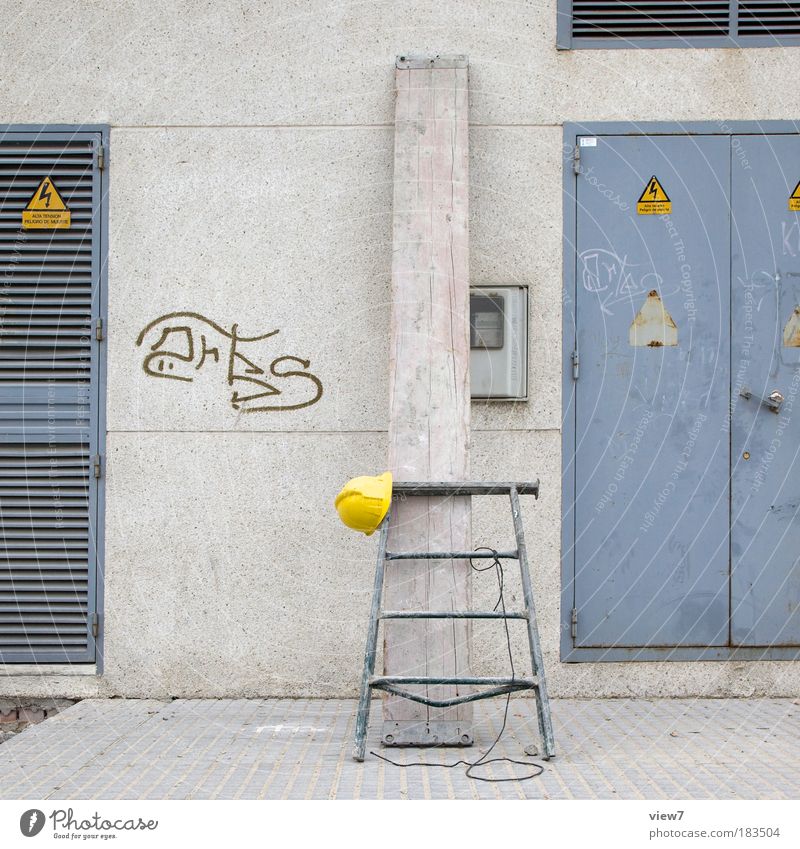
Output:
[
  {"left": 509, "top": 487, "right": 556, "bottom": 760},
  {"left": 353, "top": 515, "right": 390, "bottom": 761}
]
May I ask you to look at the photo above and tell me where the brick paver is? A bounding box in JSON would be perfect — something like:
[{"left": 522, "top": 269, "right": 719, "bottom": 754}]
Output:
[{"left": 0, "top": 698, "right": 796, "bottom": 799}]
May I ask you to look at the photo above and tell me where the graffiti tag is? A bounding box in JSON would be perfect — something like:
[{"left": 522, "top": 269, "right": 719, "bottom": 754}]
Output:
[
  {"left": 136, "top": 312, "right": 323, "bottom": 413},
  {"left": 580, "top": 248, "right": 667, "bottom": 316}
]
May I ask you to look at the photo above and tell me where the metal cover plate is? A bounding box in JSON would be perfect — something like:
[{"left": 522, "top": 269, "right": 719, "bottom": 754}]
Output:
[{"left": 381, "top": 720, "right": 473, "bottom": 747}]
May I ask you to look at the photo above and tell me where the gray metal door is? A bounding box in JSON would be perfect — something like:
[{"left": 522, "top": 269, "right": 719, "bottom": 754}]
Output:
[
  {"left": 0, "top": 130, "right": 105, "bottom": 663},
  {"left": 731, "top": 135, "right": 800, "bottom": 646},
  {"left": 573, "top": 135, "right": 731, "bottom": 648}
]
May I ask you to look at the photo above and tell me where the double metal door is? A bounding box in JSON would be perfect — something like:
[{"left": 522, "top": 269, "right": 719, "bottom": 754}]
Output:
[{"left": 566, "top": 130, "right": 800, "bottom": 656}]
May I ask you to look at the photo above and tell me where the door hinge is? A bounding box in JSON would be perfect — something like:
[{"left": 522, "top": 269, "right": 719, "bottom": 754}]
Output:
[
  {"left": 95, "top": 317, "right": 104, "bottom": 341},
  {"left": 572, "top": 145, "right": 581, "bottom": 175},
  {"left": 572, "top": 349, "right": 580, "bottom": 380},
  {"left": 97, "top": 145, "right": 106, "bottom": 171},
  {"left": 93, "top": 454, "right": 102, "bottom": 479},
  {"left": 90, "top": 612, "right": 100, "bottom": 639},
  {"left": 571, "top": 608, "right": 578, "bottom": 639}
]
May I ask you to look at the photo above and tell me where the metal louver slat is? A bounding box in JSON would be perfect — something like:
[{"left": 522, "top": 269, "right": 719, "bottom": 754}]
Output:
[
  {"left": 739, "top": 1, "right": 800, "bottom": 34},
  {"left": 572, "top": 1, "right": 730, "bottom": 37},
  {"left": 0, "top": 138, "right": 97, "bottom": 394},
  {"left": 0, "top": 441, "right": 91, "bottom": 656},
  {"left": 0, "top": 442, "right": 93, "bottom": 659},
  {"left": 565, "top": 0, "right": 800, "bottom": 42},
  {"left": 0, "top": 129, "right": 102, "bottom": 664}
]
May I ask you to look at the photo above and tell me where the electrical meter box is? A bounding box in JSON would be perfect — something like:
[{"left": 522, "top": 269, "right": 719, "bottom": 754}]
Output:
[{"left": 469, "top": 285, "right": 528, "bottom": 399}]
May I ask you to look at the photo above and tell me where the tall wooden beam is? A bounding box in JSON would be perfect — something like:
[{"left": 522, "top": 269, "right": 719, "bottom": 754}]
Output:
[{"left": 384, "top": 54, "right": 472, "bottom": 746}]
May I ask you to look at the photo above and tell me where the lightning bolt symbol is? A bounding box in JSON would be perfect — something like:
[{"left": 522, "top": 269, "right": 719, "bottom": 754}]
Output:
[
  {"left": 28, "top": 812, "right": 38, "bottom": 833},
  {"left": 39, "top": 181, "right": 52, "bottom": 208},
  {"left": 648, "top": 179, "right": 658, "bottom": 200}
]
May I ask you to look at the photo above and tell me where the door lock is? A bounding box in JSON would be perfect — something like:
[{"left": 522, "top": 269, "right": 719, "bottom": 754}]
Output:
[{"left": 740, "top": 387, "right": 784, "bottom": 413}]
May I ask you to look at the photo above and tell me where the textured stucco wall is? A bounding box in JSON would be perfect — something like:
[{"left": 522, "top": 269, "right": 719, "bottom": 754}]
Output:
[{"left": 0, "top": 0, "right": 799, "bottom": 698}]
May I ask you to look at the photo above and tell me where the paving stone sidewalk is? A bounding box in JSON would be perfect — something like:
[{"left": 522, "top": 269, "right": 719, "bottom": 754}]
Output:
[{"left": 0, "top": 698, "right": 796, "bottom": 800}]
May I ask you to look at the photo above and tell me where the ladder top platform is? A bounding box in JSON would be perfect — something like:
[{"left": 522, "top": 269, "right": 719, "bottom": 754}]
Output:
[{"left": 391, "top": 480, "right": 539, "bottom": 498}]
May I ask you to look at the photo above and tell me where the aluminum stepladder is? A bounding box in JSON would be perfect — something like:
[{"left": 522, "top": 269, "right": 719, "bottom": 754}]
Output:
[{"left": 353, "top": 481, "right": 555, "bottom": 762}]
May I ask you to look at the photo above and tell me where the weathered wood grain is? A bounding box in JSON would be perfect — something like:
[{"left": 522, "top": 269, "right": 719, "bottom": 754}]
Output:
[{"left": 383, "top": 57, "right": 472, "bottom": 744}]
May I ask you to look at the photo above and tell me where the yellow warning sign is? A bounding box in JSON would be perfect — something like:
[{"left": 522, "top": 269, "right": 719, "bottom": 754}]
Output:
[
  {"left": 789, "top": 180, "right": 800, "bottom": 212},
  {"left": 22, "top": 177, "right": 71, "bottom": 230},
  {"left": 637, "top": 175, "right": 671, "bottom": 215}
]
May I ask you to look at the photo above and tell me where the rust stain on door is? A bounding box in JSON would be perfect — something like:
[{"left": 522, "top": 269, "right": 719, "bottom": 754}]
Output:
[{"left": 629, "top": 290, "right": 678, "bottom": 348}]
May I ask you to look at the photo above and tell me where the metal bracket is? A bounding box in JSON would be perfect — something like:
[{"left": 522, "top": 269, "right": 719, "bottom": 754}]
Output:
[
  {"left": 572, "top": 349, "right": 580, "bottom": 380},
  {"left": 396, "top": 54, "right": 468, "bottom": 70},
  {"left": 382, "top": 720, "right": 473, "bottom": 747},
  {"left": 95, "top": 318, "right": 104, "bottom": 341},
  {"left": 740, "top": 387, "right": 784, "bottom": 413},
  {"left": 97, "top": 145, "right": 105, "bottom": 171},
  {"left": 93, "top": 454, "right": 102, "bottom": 479}
]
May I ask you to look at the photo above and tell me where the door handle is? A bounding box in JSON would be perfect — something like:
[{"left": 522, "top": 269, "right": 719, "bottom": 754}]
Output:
[{"left": 740, "top": 387, "right": 784, "bottom": 413}]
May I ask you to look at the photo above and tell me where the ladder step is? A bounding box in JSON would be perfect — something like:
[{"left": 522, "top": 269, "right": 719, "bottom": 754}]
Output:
[
  {"left": 385, "top": 549, "right": 518, "bottom": 560},
  {"left": 380, "top": 610, "right": 528, "bottom": 620},
  {"left": 369, "top": 678, "right": 537, "bottom": 709},
  {"left": 370, "top": 675, "right": 537, "bottom": 687},
  {"left": 391, "top": 481, "right": 539, "bottom": 497}
]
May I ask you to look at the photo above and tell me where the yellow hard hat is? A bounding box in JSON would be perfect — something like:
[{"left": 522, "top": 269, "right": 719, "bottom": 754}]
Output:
[{"left": 334, "top": 472, "right": 393, "bottom": 535}]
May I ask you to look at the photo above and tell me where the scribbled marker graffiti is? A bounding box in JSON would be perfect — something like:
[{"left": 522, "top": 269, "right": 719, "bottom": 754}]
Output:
[{"left": 136, "top": 312, "right": 323, "bottom": 412}]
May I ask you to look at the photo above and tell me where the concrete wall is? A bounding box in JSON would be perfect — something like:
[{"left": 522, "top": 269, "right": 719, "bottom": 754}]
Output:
[{"left": 1, "top": 0, "right": 799, "bottom": 698}]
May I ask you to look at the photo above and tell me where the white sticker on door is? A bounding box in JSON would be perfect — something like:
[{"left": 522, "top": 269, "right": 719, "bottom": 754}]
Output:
[{"left": 629, "top": 290, "right": 678, "bottom": 347}]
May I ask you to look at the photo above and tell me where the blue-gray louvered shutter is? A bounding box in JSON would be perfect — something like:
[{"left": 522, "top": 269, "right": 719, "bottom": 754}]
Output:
[
  {"left": 570, "top": 0, "right": 731, "bottom": 39},
  {"left": 565, "top": 1, "right": 800, "bottom": 42},
  {"left": 0, "top": 131, "right": 103, "bottom": 663}
]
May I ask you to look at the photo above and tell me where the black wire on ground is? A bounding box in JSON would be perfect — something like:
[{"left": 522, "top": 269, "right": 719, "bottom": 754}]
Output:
[{"left": 369, "top": 547, "right": 545, "bottom": 783}]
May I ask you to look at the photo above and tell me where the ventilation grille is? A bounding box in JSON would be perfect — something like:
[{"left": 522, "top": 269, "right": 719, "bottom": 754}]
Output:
[
  {"left": 0, "top": 139, "right": 95, "bottom": 386},
  {"left": 738, "top": 1, "right": 800, "bottom": 35},
  {"left": 0, "top": 443, "right": 90, "bottom": 656},
  {"left": 0, "top": 133, "right": 98, "bottom": 664},
  {"left": 571, "top": 1, "right": 730, "bottom": 38}
]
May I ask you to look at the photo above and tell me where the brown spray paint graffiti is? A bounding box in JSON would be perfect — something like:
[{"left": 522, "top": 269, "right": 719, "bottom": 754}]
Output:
[{"left": 136, "top": 312, "right": 323, "bottom": 413}]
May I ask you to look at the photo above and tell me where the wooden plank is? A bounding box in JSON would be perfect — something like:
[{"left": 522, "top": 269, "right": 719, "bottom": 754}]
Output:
[{"left": 383, "top": 56, "right": 472, "bottom": 746}]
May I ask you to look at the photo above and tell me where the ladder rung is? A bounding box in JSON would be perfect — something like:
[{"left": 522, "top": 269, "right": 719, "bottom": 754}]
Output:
[
  {"left": 370, "top": 676, "right": 537, "bottom": 687},
  {"left": 391, "top": 481, "right": 539, "bottom": 497},
  {"left": 380, "top": 610, "right": 528, "bottom": 620},
  {"left": 385, "top": 549, "right": 518, "bottom": 560},
  {"left": 370, "top": 680, "right": 536, "bottom": 709}
]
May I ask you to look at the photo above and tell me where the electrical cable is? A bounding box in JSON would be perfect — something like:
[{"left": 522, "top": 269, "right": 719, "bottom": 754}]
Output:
[{"left": 369, "top": 547, "right": 545, "bottom": 782}]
